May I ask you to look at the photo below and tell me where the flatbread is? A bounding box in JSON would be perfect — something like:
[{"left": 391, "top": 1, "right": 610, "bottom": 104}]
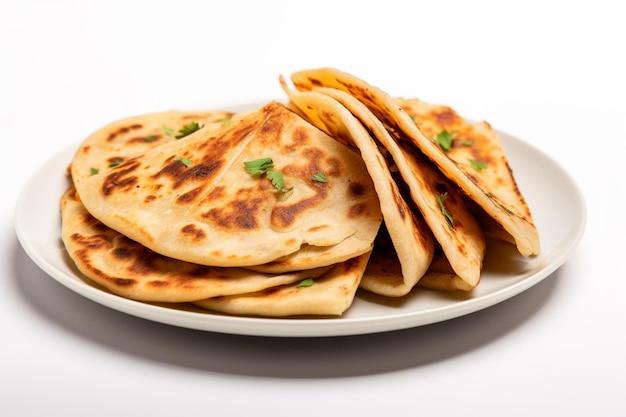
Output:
[
  {"left": 280, "top": 78, "right": 435, "bottom": 297},
  {"left": 290, "top": 67, "right": 540, "bottom": 256},
  {"left": 67, "top": 106, "right": 377, "bottom": 273},
  {"left": 70, "top": 109, "right": 237, "bottom": 182},
  {"left": 72, "top": 101, "right": 382, "bottom": 267},
  {"left": 365, "top": 226, "right": 474, "bottom": 292},
  {"left": 303, "top": 85, "right": 486, "bottom": 289},
  {"left": 194, "top": 252, "right": 371, "bottom": 316},
  {"left": 60, "top": 186, "right": 331, "bottom": 302}
]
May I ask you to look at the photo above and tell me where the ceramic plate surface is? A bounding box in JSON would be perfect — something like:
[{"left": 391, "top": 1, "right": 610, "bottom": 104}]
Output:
[{"left": 15, "top": 122, "right": 586, "bottom": 337}]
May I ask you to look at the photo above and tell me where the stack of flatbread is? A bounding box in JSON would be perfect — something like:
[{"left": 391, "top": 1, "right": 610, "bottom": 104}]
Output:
[{"left": 61, "top": 68, "right": 539, "bottom": 317}]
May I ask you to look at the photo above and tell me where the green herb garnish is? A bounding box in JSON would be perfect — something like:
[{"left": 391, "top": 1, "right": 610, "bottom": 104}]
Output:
[
  {"left": 469, "top": 158, "right": 487, "bottom": 171},
  {"left": 436, "top": 192, "right": 454, "bottom": 226},
  {"left": 244, "top": 157, "right": 292, "bottom": 193},
  {"left": 312, "top": 172, "right": 328, "bottom": 183},
  {"left": 435, "top": 129, "right": 454, "bottom": 151},
  {"left": 175, "top": 121, "right": 203, "bottom": 139},
  {"left": 177, "top": 157, "right": 193, "bottom": 167},
  {"left": 244, "top": 157, "right": 274, "bottom": 175},
  {"left": 108, "top": 159, "right": 123, "bottom": 168},
  {"left": 90, "top": 167, "right": 99, "bottom": 175},
  {"left": 267, "top": 170, "right": 291, "bottom": 193},
  {"left": 163, "top": 125, "right": 174, "bottom": 136},
  {"left": 296, "top": 278, "right": 315, "bottom": 288},
  {"left": 144, "top": 135, "right": 158, "bottom": 142}
]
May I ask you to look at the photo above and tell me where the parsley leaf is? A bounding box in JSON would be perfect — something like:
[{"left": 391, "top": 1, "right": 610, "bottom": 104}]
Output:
[
  {"left": 163, "top": 125, "right": 174, "bottom": 136},
  {"left": 244, "top": 157, "right": 292, "bottom": 193},
  {"left": 244, "top": 158, "right": 274, "bottom": 175},
  {"left": 436, "top": 192, "right": 454, "bottom": 226},
  {"left": 144, "top": 135, "right": 158, "bottom": 142},
  {"left": 296, "top": 278, "right": 314, "bottom": 288},
  {"left": 267, "top": 170, "right": 292, "bottom": 193},
  {"left": 435, "top": 129, "right": 454, "bottom": 151},
  {"left": 312, "top": 172, "right": 328, "bottom": 183},
  {"left": 90, "top": 167, "right": 99, "bottom": 175},
  {"left": 177, "top": 157, "right": 193, "bottom": 167},
  {"left": 469, "top": 158, "right": 487, "bottom": 171},
  {"left": 175, "top": 121, "right": 204, "bottom": 139}
]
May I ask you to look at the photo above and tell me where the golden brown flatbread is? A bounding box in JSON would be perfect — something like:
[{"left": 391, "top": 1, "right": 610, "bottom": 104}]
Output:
[
  {"left": 70, "top": 109, "right": 237, "bottom": 182},
  {"left": 279, "top": 78, "right": 435, "bottom": 297},
  {"left": 72, "top": 101, "right": 383, "bottom": 268},
  {"left": 60, "top": 186, "right": 331, "bottom": 302},
  {"left": 290, "top": 67, "right": 539, "bottom": 257},
  {"left": 194, "top": 252, "right": 371, "bottom": 316},
  {"left": 301, "top": 85, "right": 486, "bottom": 290}
]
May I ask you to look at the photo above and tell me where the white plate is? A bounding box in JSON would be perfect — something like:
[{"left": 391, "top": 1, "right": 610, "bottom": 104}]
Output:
[{"left": 14, "top": 129, "right": 586, "bottom": 337}]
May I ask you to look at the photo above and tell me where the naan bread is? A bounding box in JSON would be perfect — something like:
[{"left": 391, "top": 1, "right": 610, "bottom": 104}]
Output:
[
  {"left": 290, "top": 68, "right": 540, "bottom": 256},
  {"left": 365, "top": 226, "right": 475, "bottom": 292},
  {"left": 67, "top": 105, "right": 379, "bottom": 273},
  {"left": 71, "top": 109, "right": 237, "bottom": 182},
  {"left": 194, "top": 252, "right": 371, "bottom": 316},
  {"left": 72, "top": 101, "right": 382, "bottom": 267},
  {"left": 280, "top": 78, "right": 435, "bottom": 297},
  {"left": 303, "top": 85, "right": 486, "bottom": 290},
  {"left": 60, "top": 186, "right": 331, "bottom": 302}
]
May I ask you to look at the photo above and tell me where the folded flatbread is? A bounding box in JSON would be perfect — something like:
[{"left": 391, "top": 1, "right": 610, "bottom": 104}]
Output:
[
  {"left": 290, "top": 68, "right": 539, "bottom": 257},
  {"left": 60, "top": 186, "right": 331, "bottom": 302},
  {"left": 194, "top": 252, "right": 371, "bottom": 316},
  {"left": 72, "top": 101, "right": 382, "bottom": 267},
  {"left": 300, "top": 85, "right": 486, "bottom": 290},
  {"left": 280, "top": 78, "right": 434, "bottom": 297},
  {"left": 70, "top": 109, "right": 237, "bottom": 181},
  {"left": 366, "top": 226, "right": 475, "bottom": 292}
]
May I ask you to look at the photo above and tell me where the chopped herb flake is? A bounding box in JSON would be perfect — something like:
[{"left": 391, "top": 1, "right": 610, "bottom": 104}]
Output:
[
  {"left": 108, "top": 159, "right": 123, "bottom": 168},
  {"left": 312, "top": 172, "right": 328, "bottom": 183},
  {"left": 435, "top": 129, "right": 454, "bottom": 151},
  {"left": 175, "top": 121, "right": 203, "bottom": 139},
  {"left": 163, "top": 125, "right": 174, "bottom": 136},
  {"left": 436, "top": 192, "right": 454, "bottom": 226},
  {"left": 177, "top": 157, "right": 193, "bottom": 167},
  {"left": 296, "top": 278, "right": 314, "bottom": 288},
  {"left": 90, "top": 167, "right": 99, "bottom": 175},
  {"left": 144, "top": 135, "right": 158, "bottom": 142},
  {"left": 267, "top": 170, "right": 292, "bottom": 193},
  {"left": 469, "top": 159, "right": 487, "bottom": 171},
  {"left": 244, "top": 157, "right": 291, "bottom": 193},
  {"left": 244, "top": 158, "right": 274, "bottom": 175}
]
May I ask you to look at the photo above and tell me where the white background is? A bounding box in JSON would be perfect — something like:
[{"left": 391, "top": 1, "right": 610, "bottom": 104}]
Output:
[{"left": 1, "top": 1, "right": 625, "bottom": 416}]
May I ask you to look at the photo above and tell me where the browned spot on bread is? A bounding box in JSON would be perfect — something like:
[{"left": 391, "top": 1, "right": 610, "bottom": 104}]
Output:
[
  {"left": 101, "top": 160, "right": 141, "bottom": 196},
  {"left": 202, "top": 186, "right": 271, "bottom": 230},
  {"left": 128, "top": 135, "right": 162, "bottom": 144},
  {"left": 433, "top": 108, "right": 460, "bottom": 126},
  {"left": 348, "top": 202, "right": 367, "bottom": 218},
  {"left": 347, "top": 181, "right": 365, "bottom": 197},
  {"left": 107, "top": 124, "right": 143, "bottom": 142},
  {"left": 177, "top": 186, "right": 204, "bottom": 204},
  {"left": 307, "top": 225, "right": 329, "bottom": 233},
  {"left": 181, "top": 224, "right": 206, "bottom": 241},
  {"left": 271, "top": 186, "right": 329, "bottom": 229}
]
